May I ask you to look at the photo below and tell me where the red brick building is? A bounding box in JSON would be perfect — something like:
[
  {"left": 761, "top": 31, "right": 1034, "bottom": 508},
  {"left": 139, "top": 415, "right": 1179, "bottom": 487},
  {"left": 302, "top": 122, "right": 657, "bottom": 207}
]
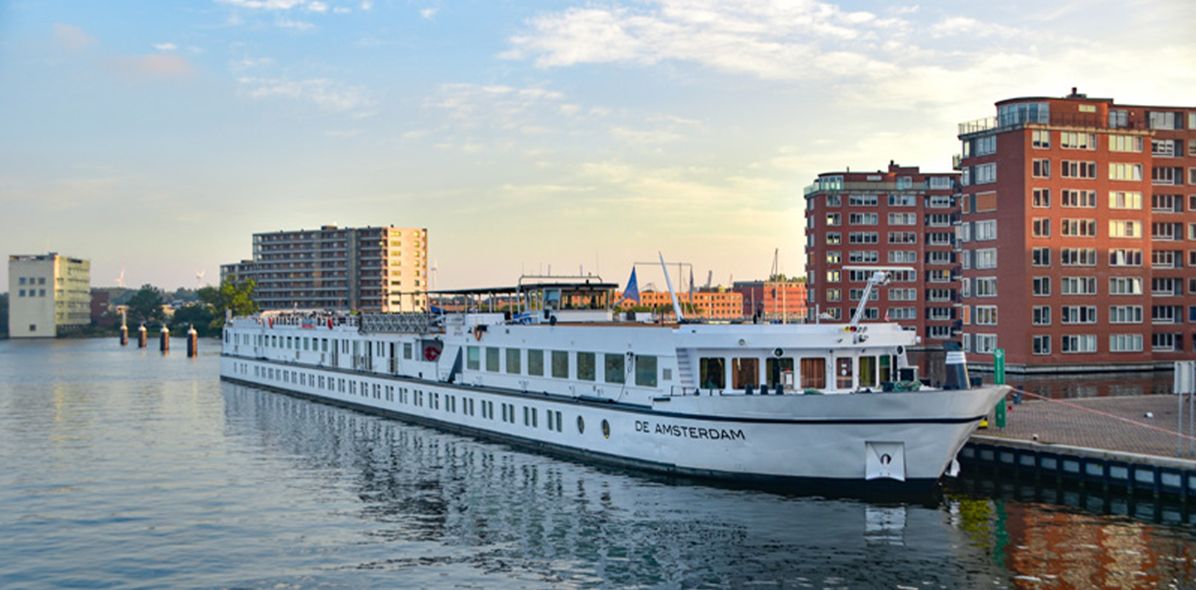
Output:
[
  {"left": 731, "top": 279, "right": 807, "bottom": 322},
  {"left": 957, "top": 90, "right": 1196, "bottom": 372},
  {"left": 804, "top": 163, "right": 961, "bottom": 343}
]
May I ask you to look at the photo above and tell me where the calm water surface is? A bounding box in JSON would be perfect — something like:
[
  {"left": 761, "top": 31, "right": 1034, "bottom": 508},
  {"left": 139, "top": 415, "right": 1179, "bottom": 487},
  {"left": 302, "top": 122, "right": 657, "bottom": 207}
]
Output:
[{"left": 1, "top": 339, "right": 1194, "bottom": 589}]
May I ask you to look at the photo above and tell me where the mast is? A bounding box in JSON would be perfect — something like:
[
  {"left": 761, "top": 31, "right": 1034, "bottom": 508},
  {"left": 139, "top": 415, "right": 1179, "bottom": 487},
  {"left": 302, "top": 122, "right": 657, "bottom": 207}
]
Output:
[{"left": 658, "top": 252, "right": 684, "bottom": 322}]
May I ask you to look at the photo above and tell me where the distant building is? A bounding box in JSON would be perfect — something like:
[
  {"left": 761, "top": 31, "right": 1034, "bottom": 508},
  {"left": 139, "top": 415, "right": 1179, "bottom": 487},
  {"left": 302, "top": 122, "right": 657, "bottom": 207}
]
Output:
[
  {"left": 804, "top": 163, "right": 961, "bottom": 342},
  {"left": 956, "top": 90, "right": 1196, "bottom": 371},
  {"left": 221, "top": 225, "right": 428, "bottom": 312},
  {"left": 90, "top": 289, "right": 112, "bottom": 326},
  {"left": 619, "top": 290, "right": 744, "bottom": 320},
  {"left": 731, "top": 279, "right": 807, "bottom": 322},
  {"left": 7, "top": 253, "right": 91, "bottom": 338}
]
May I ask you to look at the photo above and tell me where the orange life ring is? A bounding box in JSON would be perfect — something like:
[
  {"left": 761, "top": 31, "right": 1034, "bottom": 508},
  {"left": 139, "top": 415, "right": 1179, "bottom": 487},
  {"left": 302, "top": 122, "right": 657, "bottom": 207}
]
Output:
[{"left": 423, "top": 345, "right": 441, "bottom": 362}]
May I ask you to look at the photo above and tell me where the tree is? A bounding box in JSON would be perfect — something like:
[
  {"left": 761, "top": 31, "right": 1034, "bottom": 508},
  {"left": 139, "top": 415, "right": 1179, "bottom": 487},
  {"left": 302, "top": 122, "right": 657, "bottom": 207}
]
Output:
[
  {"left": 127, "top": 284, "right": 166, "bottom": 327},
  {"left": 199, "top": 279, "right": 258, "bottom": 331},
  {"left": 170, "top": 303, "right": 216, "bottom": 337}
]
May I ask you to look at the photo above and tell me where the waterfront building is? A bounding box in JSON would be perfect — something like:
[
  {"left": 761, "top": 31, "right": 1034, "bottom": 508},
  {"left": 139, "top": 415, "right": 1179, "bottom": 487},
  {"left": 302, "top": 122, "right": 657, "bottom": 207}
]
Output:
[
  {"left": 956, "top": 90, "right": 1196, "bottom": 372},
  {"left": 803, "top": 163, "right": 961, "bottom": 343},
  {"left": 7, "top": 253, "right": 91, "bottom": 338},
  {"left": 619, "top": 289, "right": 745, "bottom": 320},
  {"left": 221, "top": 225, "right": 428, "bottom": 312},
  {"left": 731, "top": 279, "right": 808, "bottom": 322}
]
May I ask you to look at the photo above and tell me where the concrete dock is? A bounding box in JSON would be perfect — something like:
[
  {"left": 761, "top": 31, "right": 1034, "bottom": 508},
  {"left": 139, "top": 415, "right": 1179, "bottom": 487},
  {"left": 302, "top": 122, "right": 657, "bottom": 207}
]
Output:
[{"left": 960, "top": 394, "right": 1196, "bottom": 501}]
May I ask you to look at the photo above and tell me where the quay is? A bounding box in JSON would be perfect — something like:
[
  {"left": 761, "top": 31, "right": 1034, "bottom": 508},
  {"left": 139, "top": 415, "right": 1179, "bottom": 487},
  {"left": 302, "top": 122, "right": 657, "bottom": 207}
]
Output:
[{"left": 960, "top": 393, "right": 1196, "bottom": 503}]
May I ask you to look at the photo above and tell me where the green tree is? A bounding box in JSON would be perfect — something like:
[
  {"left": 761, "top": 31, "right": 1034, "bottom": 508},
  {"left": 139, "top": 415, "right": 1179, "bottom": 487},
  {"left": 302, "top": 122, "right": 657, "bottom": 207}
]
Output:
[
  {"left": 127, "top": 284, "right": 166, "bottom": 327},
  {"left": 170, "top": 304, "right": 216, "bottom": 337},
  {"left": 199, "top": 279, "right": 258, "bottom": 331}
]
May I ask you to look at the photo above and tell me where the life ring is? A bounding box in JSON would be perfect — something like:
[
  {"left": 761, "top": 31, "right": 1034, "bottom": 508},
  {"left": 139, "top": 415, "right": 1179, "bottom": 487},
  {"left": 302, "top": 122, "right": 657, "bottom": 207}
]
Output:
[
  {"left": 423, "top": 345, "right": 441, "bottom": 362},
  {"left": 473, "top": 325, "right": 484, "bottom": 341}
]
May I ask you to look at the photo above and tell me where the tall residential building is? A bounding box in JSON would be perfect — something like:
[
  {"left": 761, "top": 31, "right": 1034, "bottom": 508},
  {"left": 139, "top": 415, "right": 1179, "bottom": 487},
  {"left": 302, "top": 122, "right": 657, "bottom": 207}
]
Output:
[
  {"left": 956, "top": 90, "right": 1196, "bottom": 372},
  {"left": 731, "top": 279, "right": 808, "bottom": 322},
  {"left": 221, "top": 225, "right": 428, "bottom": 312},
  {"left": 7, "top": 253, "right": 91, "bottom": 338},
  {"left": 804, "top": 163, "right": 961, "bottom": 342}
]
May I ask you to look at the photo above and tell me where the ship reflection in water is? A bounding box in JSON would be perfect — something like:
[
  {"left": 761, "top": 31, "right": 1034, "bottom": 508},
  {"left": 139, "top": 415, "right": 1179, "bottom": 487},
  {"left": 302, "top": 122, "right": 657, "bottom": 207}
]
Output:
[{"left": 223, "top": 384, "right": 1196, "bottom": 588}]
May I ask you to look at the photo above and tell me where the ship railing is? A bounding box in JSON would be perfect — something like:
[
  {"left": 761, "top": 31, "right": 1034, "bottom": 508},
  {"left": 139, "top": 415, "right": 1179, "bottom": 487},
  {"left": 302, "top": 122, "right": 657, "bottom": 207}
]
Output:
[
  {"left": 667, "top": 384, "right": 798, "bottom": 397},
  {"left": 359, "top": 312, "right": 444, "bottom": 334}
]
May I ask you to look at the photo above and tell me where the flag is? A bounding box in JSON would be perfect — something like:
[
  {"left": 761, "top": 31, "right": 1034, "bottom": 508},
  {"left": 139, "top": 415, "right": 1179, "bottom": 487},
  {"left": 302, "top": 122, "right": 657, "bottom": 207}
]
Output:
[{"left": 623, "top": 268, "right": 640, "bottom": 303}]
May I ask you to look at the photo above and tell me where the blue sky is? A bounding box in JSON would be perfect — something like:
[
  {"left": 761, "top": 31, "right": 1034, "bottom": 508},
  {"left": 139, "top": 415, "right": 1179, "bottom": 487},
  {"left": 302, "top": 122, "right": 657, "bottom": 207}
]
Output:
[{"left": 1, "top": 0, "right": 1194, "bottom": 291}]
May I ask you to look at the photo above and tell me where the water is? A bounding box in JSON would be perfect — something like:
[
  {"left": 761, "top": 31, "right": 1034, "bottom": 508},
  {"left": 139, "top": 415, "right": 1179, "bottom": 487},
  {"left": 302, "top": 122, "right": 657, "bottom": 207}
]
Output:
[{"left": 1, "top": 339, "right": 1193, "bottom": 589}]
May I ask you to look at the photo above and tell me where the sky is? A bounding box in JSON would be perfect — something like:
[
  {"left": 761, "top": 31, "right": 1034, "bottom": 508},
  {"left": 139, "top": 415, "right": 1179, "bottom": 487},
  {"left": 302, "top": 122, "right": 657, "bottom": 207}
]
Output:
[{"left": 1, "top": 0, "right": 1194, "bottom": 292}]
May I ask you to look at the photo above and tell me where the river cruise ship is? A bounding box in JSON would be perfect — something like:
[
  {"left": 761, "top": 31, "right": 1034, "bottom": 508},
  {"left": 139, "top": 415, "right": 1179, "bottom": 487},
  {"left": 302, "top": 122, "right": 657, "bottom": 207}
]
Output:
[{"left": 219, "top": 273, "right": 1006, "bottom": 492}]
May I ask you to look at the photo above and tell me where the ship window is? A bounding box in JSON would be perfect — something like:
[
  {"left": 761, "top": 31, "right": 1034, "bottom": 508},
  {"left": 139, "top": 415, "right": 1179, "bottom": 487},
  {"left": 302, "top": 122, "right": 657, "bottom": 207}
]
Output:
[
  {"left": 552, "top": 351, "right": 569, "bottom": 378},
  {"left": 506, "top": 348, "right": 521, "bottom": 374},
  {"left": 766, "top": 358, "right": 794, "bottom": 390},
  {"left": 528, "top": 349, "right": 544, "bottom": 376},
  {"left": 800, "top": 358, "right": 826, "bottom": 389},
  {"left": 732, "top": 358, "right": 760, "bottom": 390},
  {"left": 604, "top": 354, "right": 625, "bottom": 384},
  {"left": 699, "top": 358, "right": 725, "bottom": 389},
  {"left": 635, "top": 355, "right": 658, "bottom": 387},
  {"left": 404, "top": 342, "right": 413, "bottom": 359},
  {"left": 577, "top": 352, "right": 596, "bottom": 381},
  {"left": 466, "top": 346, "right": 480, "bottom": 370},
  {"left": 486, "top": 347, "right": 500, "bottom": 372},
  {"left": 859, "top": 356, "right": 877, "bottom": 388},
  {"left": 879, "top": 355, "right": 893, "bottom": 383},
  {"left": 835, "top": 358, "right": 854, "bottom": 389}
]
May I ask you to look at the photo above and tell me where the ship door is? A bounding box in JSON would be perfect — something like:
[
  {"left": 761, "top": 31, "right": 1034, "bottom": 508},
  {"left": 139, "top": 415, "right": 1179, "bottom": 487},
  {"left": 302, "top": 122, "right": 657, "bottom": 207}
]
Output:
[{"left": 865, "top": 441, "right": 906, "bottom": 481}]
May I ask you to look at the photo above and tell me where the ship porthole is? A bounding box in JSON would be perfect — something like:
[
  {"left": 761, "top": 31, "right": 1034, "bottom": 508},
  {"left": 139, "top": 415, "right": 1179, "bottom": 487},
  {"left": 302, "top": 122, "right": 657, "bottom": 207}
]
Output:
[
  {"left": 601, "top": 419, "right": 610, "bottom": 439},
  {"left": 577, "top": 416, "right": 585, "bottom": 434}
]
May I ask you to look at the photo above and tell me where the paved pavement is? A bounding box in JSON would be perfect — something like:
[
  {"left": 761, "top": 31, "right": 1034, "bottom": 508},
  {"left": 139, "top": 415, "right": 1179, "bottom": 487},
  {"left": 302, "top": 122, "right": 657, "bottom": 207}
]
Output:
[{"left": 979, "top": 394, "right": 1196, "bottom": 459}]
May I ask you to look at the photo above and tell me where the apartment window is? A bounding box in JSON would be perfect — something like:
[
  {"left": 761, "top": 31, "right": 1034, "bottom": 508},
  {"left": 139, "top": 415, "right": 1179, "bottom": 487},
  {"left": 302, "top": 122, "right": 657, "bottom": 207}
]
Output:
[
  {"left": 826, "top": 289, "right": 841, "bottom": 302},
  {"left": 973, "top": 134, "right": 996, "bottom": 155},
  {"left": 1032, "top": 306, "right": 1051, "bottom": 326},
  {"left": 1032, "top": 335, "right": 1051, "bottom": 355},
  {"left": 975, "top": 163, "right": 997, "bottom": 184},
  {"left": 1109, "top": 248, "right": 1143, "bottom": 266},
  {"left": 974, "top": 248, "right": 997, "bottom": 269},
  {"left": 975, "top": 220, "right": 997, "bottom": 241},
  {"left": 1153, "top": 166, "right": 1182, "bottom": 185},
  {"left": 486, "top": 347, "right": 500, "bottom": 371},
  {"left": 888, "top": 250, "right": 917, "bottom": 264},
  {"left": 849, "top": 212, "right": 878, "bottom": 225},
  {"left": 551, "top": 350, "right": 569, "bottom": 378},
  {"left": 1031, "top": 129, "right": 1050, "bottom": 149},
  {"left": 888, "top": 213, "right": 917, "bottom": 225},
  {"left": 1109, "top": 220, "right": 1141, "bottom": 238},
  {"left": 826, "top": 213, "right": 841, "bottom": 226},
  {"left": 1109, "top": 305, "right": 1143, "bottom": 324},
  {"left": 1061, "top": 160, "right": 1096, "bottom": 179},
  {"left": 826, "top": 233, "right": 841, "bottom": 245},
  {"left": 1032, "top": 159, "right": 1050, "bottom": 178},
  {"left": 1152, "top": 333, "right": 1179, "bottom": 352},
  {"left": 1032, "top": 218, "right": 1051, "bottom": 238},
  {"left": 1152, "top": 194, "right": 1181, "bottom": 212},
  {"left": 1061, "top": 219, "right": 1096, "bottom": 237},
  {"left": 1148, "top": 111, "right": 1177, "bottom": 130},
  {"left": 888, "top": 287, "right": 917, "bottom": 301},
  {"left": 1108, "top": 191, "right": 1143, "bottom": 210},
  {"left": 888, "top": 307, "right": 916, "bottom": 320},
  {"left": 1061, "top": 248, "right": 1096, "bottom": 266},
  {"left": 1033, "top": 276, "right": 1051, "bottom": 296},
  {"left": 1110, "top": 334, "right": 1144, "bottom": 353},
  {"left": 1062, "top": 334, "right": 1097, "bottom": 354},
  {"left": 1109, "top": 163, "right": 1143, "bottom": 181},
  {"left": 1032, "top": 188, "right": 1050, "bottom": 208},
  {"left": 826, "top": 270, "right": 841, "bottom": 283},
  {"left": 1032, "top": 247, "right": 1051, "bottom": 267},
  {"left": 826, "top": 251, "right": 841, "bottom": 264},
  {"left": 1152, "top": 250, "right": 1178, "bottom": 269},
  {"left": 849, "top": 232, "right": 879, "bottom": 244},
  {"left": 1062, "top": 305, "right": 1098, "bottom": 324},
  {"left": 1109, "top": 277, "right": 1144, "bottom": 295},
  {"left": 826, "top": 195, "right": 841, "bottom": 207},
  {"left": 927, "top": 251, "right": 953, "bottom": 265},
  {"left": 577, "top": 352, "right": 596, "bottom": 381},
  {"left": 848, "top": 251, "right": 878, "bottom": 264},
  {"left": 974, "top": 306, "right": 998, "bottom": 326},
  {"left": 1061, "top": 277, "right": 1097, "bottom": 296},
  {"left": 928, "top": 194, "right": 953, "bottom": 208},
  {"left": 1060, "top": 131, "right": 1095, "bottom": 150},
  {"left": 888, "top": 194, "right": 916, "bottom": 206},
  {"left": 1061, "top": 189, "right": 1095, "bottom": 208},
  {"left": 974, "top": 334, "right": 997, "bottom": 354},
  {"left": 975, "top": 277, "right": 997, "bottom": 297},
  {"left": 1108, "top": 134, "right": 1142, "bottom": 152},
  {"left": 888, "top": 231, "right": 917, "bottom": 244}
]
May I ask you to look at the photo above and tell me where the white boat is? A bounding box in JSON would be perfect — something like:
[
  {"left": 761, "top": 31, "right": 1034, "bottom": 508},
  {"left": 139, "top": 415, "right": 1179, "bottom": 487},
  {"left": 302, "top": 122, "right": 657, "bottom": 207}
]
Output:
[{"left": 219, "top": 271, "right": 1006, "bottom": 493}]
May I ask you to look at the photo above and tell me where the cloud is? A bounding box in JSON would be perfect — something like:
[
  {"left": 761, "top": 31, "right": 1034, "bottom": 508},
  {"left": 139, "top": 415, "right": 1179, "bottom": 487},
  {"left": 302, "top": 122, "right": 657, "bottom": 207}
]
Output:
[
  {"left": 275, "top": 17, "right": 315, "bottom": 30},
  {"left": 307, "top": 1, "right": 329, "bottom": 13},
  {"left": 420, "top": 7, "right": 438, "bottom": 19},
  {"left": 112, "top": 54, "right": 195, "bottom": 78},
  {"left": 217, "top": 0, "right": 306, "bottom": 9},
  {"left": 53, "top": 24, "right": 96, "bottom": 50},
  {"left": 429, "top": 83, "right": 567, "bottom": 131},
  {"left": 237, "top": 76, "right": 377, "bottom": 115},
  {"left": 153, "top": 42, "right": 178, "bottom": 51},
  {"left": 360, "top": 0, "right": 373, "bottom": 10}
]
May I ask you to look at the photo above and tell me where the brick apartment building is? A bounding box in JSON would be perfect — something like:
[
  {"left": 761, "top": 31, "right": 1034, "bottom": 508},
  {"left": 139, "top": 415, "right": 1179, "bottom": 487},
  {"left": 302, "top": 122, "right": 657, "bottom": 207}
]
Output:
[
  {"left": 221, "top": 225, "right": 428, "bottom": 312},
  {"left": 956, "top": 90, "right": 1196, "bottom": 372},
  {"left": 804, "top": 163, "right": 961, "bottom": 344},
  {"left": 619, "top": 289, "right": 744, "bottom": 320},
  {"left": 731, "top": 279, "right": 808, "bottom": 322}
]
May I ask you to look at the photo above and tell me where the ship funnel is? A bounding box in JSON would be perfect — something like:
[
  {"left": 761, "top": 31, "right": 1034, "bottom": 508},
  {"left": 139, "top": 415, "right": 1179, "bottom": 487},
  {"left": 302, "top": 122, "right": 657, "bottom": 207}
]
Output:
[{"left": 943, "top": 341, "right": 969, "bottom": 391}]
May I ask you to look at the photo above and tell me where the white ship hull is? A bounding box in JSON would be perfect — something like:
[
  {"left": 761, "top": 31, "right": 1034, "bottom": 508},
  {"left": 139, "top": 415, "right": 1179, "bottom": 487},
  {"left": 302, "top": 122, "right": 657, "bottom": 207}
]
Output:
[{"left": 220, "top": 353, "right": 1003, "bottom": 491}]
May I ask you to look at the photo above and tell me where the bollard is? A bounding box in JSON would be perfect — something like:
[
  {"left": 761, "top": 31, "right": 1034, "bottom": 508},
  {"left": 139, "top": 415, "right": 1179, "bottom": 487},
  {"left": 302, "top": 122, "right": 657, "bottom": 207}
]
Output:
[
  {"left": 186, "top": 325, "right": 198, "bottom": 358},
  {"left": 159, "top": 325, "right": 170, "bottom": 353},
  {"left": 119, "top": 324, "right": 129, "bottom": 346},
  {"left": 138, "top": 324, "right": 148, "bottom": 348}
]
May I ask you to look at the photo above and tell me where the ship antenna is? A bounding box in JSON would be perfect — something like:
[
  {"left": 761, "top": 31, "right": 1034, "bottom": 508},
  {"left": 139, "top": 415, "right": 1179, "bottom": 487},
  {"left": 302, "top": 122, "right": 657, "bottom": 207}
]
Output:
[{"left": 658, "top": 252, "right": 684, "bottom": 322}]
